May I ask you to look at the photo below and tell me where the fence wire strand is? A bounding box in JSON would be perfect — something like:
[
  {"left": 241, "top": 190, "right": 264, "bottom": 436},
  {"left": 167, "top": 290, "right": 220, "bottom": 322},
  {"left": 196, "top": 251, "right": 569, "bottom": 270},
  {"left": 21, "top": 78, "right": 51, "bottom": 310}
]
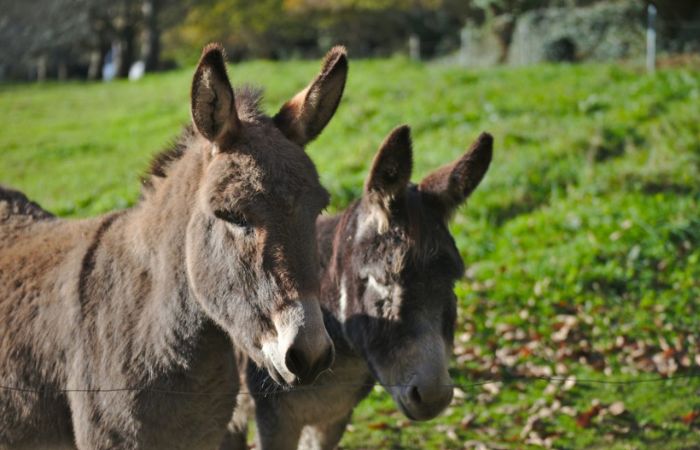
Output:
[{"left": 1, "top": 373, "right": 697, "bottom": 397}]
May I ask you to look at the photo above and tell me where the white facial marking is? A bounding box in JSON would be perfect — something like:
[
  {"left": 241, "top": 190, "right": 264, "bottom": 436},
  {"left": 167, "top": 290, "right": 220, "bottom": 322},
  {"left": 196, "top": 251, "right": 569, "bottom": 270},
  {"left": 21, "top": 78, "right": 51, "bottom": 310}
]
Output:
[
  {"left": 367, "top": 275, "right": 391, "bottom": 299},
  {"left": 339, "top": 276, "right": 348, "bottom": 323},
  {"left": 262, "top": 315, "right": 299, "bottom": 385}
]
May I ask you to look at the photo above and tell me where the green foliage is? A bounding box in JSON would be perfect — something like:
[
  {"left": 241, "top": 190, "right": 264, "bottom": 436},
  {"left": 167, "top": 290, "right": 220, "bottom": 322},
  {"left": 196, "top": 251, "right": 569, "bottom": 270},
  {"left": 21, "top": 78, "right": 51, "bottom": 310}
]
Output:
[
  {"left": 164, "top": 0, "right": 477, "bottom": 61},
  {"left": 165, "top": 0, "right": 316, "bottom": 62},
  {"left": 163, "top": 0, "right": 700, "bottom": 63},
  {"left": 1, "top": 60, "right": 699, "bottom": 448}
]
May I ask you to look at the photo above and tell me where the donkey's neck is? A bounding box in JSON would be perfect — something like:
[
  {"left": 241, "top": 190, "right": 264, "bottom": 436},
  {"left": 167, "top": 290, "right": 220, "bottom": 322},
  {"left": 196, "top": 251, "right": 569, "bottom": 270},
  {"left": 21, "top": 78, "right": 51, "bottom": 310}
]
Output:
[
  {"left": 317, "top": 212, "right": 345, "bottom": 316},
  {"left": 133, "top": 141, "right": 205, "bottom": 253},
  {"left": 115, "top": 143, "right": 213, "bottom": 370},
  {"left": 317, "top": 206, "right": 360, "bottom": 355}
]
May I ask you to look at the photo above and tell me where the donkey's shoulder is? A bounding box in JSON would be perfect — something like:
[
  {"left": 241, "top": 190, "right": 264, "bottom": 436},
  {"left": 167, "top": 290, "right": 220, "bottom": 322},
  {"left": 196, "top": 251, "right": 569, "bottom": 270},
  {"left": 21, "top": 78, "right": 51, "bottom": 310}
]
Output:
[{"left": 0, "top": 185, "right": 54, "bottom": 227}]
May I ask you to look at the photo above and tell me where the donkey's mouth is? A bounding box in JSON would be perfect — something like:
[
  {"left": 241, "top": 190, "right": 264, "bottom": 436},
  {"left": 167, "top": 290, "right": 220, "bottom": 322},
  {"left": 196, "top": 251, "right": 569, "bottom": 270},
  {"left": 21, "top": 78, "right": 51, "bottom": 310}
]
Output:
[
  {"left": 394, "top": 396, "right": 445, "bottom": 422},
  {"left": 264, "top": 362, "right": 295, "bottom": 388},
  {"left": 392, "top": 383, "right": 453, "bottom": 422},
  {"left": 261, "top": 340, "right": 297, "bottom": 386},
  {"left": 380, "top": 381, "right": 420, "bottom": 420}
]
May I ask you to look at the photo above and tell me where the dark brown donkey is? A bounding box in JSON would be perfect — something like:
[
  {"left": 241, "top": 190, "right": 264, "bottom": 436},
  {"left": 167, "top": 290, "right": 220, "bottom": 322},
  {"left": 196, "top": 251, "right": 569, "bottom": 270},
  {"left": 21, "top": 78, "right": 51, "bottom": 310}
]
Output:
[
  {"left": 0, "top": 43, "right": 347, "bottom": 449},
  {"left": 222, "top": 126, "right": 493, "bottom": 450}
]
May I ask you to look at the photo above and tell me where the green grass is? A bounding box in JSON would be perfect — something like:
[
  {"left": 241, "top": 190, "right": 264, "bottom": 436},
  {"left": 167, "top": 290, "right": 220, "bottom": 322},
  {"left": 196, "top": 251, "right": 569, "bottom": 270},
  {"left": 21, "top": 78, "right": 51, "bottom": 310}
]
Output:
[{"left": 2, "top": 58, "right": 700, "bottom": 448}]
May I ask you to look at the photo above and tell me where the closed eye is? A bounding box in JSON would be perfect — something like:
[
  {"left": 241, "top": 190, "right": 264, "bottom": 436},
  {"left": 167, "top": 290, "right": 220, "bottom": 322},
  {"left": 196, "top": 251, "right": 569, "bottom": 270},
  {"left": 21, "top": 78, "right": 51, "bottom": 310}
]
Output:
[{"left": 215, "top": 210, "right": 250, "bottom": 229}]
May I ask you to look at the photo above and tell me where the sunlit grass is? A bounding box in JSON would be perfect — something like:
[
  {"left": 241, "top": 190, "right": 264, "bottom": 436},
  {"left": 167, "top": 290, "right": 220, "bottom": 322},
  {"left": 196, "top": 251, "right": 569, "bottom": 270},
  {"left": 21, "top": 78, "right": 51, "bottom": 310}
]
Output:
[{"left": 1, "top": 58, "right": 699, "bottom": 448}]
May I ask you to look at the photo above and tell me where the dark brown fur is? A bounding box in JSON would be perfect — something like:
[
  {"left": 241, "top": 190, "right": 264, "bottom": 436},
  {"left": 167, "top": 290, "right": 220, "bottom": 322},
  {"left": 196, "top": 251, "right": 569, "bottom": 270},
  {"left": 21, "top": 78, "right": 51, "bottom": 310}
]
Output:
[
  {"left": 222, "top": 127, "right": 493, "bottom": 450},
  {"left": 0, "top": 43, "right": 349, "bottom": 449}
]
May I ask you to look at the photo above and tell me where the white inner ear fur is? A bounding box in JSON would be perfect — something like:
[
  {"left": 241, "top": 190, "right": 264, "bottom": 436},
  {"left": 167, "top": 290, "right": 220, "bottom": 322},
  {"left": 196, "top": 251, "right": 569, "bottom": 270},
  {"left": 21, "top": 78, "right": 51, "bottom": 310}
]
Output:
[
  {"left": 196, "top": 67, "right": 232, "bottom": 137},
  {"left": 355, "top": 203, "right": 390, "bottom": 241},
  {"left": 202, "top": 66, "right": 213, "bottom": 87},
  {"left": 306, "top": 85, "right": 321, "bottom": 110},
  {"left": 195, "top": 68, "right": 216, "bottom": 110}
]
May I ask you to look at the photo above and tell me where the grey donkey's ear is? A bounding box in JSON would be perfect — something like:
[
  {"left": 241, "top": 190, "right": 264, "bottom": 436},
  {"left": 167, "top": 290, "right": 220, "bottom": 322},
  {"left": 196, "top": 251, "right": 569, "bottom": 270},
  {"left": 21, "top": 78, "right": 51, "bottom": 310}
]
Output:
[
  {"left": 365, "top": 125, "right": 413, "bottom": 201},
  {"left": 191, "top": 43, "right": 239, "bottom": 143},
  {"left": 274, "top": 46, "right": 348, "bottom": 146},
  {"left": 419, "top": 132, "right": 493, "bottom": 217}
]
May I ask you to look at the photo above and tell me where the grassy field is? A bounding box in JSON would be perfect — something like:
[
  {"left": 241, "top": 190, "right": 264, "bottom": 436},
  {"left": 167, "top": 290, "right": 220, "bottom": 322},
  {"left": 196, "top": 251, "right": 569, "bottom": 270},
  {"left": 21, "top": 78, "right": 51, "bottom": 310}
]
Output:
[{"left": 1, "top": 58, "right": 699, "bottom": 449}]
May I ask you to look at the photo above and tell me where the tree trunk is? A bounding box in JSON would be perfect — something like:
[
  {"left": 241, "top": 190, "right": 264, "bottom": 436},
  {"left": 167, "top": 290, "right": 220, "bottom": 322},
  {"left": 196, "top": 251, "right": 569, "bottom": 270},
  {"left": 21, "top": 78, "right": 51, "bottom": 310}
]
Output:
[
  {"left": 142, "top": 0, "right": 160, "bottom": 71},
  {"left": 115, "top": 25, "right": 136, "bottom": 78},
  {"left": 58, "top": 62, "right": 68, "bottom": 80}
]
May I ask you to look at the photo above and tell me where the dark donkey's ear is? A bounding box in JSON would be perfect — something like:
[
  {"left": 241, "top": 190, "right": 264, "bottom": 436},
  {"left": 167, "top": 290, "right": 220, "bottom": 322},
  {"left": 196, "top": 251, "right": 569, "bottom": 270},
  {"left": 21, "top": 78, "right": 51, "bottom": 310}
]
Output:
[
  {"left": 365, "top": 125, "right": 413, "bottom": 201},
  {"left": 274, "top": 46, "right": 348, "bottom": 146},
  {"left": 419, "top": 132, "right": 493, "bottom": 217},
  {"left": 191, "top": 43, "right": 239, "bottom": 143}
]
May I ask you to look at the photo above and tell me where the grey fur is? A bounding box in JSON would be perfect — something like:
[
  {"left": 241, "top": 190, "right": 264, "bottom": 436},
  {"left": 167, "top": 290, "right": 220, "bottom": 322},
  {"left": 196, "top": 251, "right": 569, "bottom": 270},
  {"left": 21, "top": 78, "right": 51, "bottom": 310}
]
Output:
[
  {"left": 0, "top": 43, "right": 349, "bottom": 449},
  {"left": 221, "top": 128, "right": 494, "bottom": 449}
]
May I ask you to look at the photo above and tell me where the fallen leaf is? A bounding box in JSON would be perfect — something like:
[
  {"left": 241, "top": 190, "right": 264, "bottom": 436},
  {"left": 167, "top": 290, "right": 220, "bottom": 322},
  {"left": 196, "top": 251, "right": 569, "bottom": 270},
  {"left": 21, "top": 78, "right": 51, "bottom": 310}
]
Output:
[
  {"left": 367, "top": 422, "right": 390, "bottom": 430},
  {"left": 560, "top": 406, "right": 577, "bottom": 416},
  {"left": 562, "top": 376, "right": 576, "bottom": 391},
  {"left": 682, "top": 411, "right": 700, "bottom": 426},
  {"left": 463, "top": 440, "right": 489, "bottom": 450},
  {"left": 483, "top": 381, "right": 502, "bottom": 396},
  {"left": 577, "top": 403, "right": 602, "bottom": 428},
  {"left": 608, "top": 401, "right": 625, "bottom": 416},
  {"left": 460, "top": 413, "right": 476, "bottom": 429}
]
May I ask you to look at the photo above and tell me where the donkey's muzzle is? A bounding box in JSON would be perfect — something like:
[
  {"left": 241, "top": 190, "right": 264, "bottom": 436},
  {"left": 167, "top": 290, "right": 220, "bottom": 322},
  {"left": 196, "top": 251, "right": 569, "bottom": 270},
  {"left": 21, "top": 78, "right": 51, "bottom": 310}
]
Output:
[
  {"left": 269, "top": 296, "right": 334, "bottom": 385},
  {"left": 398, "top": 375, "right": 453, "bottom": 421},
  {"left": 285, "top": 341, "right": 335, "bottom": 384}
]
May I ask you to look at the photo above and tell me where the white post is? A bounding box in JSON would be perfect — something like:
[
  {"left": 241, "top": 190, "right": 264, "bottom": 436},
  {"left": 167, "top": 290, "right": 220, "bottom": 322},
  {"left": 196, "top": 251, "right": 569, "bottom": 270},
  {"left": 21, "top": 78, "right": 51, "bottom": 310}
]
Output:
[
  {"left": 409, "top": 34, "right": 420, "bottom": 61},
  {"left": 646, "top": 4, "right": 657, "bottom": 74},
  {"left": 460, "top": 27, "right": 470, "bottom": 66}
]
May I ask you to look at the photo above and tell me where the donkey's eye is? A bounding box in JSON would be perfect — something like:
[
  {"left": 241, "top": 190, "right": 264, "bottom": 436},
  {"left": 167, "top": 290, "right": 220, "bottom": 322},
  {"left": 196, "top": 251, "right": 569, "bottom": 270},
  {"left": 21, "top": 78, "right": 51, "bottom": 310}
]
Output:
[{"left": 215, "top": 210, "right": 250, "bottom": 229}]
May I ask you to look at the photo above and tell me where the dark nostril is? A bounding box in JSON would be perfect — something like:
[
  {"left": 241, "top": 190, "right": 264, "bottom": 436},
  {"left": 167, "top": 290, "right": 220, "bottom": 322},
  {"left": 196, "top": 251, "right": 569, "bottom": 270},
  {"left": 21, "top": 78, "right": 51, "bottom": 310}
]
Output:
[
  {"left": 318, "top": 346, "right": 335, "bottom": 373},
  {"left": 285, "top": 347, "right": 308, "bottom": 380},
  {"left": 409, "top": 385, "right": 422, "bottom": 405}
]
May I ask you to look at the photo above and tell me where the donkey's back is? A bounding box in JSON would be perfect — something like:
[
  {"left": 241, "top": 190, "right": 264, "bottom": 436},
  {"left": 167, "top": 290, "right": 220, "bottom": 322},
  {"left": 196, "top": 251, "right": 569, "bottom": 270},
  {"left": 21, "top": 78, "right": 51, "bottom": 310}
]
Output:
[
  {"left": 0, "top": 186, "right": 80, "bottom": 447},
  {"left": 0, "top": 185, "right": 54, "bottom": 229}
]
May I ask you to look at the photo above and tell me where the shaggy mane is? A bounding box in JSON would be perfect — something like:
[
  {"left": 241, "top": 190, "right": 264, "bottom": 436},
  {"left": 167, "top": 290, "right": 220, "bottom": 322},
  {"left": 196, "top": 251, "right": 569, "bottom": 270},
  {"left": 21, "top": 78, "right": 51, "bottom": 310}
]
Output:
[{"left": 141, "top": 86, "right": 266, "bottom": 193}]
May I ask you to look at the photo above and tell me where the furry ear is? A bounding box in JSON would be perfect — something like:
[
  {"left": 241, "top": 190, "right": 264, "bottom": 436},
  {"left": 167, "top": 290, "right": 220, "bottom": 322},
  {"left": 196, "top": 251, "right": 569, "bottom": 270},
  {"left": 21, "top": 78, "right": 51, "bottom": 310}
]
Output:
[
  {"left": 365, "top": 125, "right": 413, "bottom": 200},
  {"left": 274, "top": 46, "right": 348, "bottom": 146},
  {"left": 191, "top": 43, "right": 239, "bottom": 143},
  {"left": 419, "top": 132, "right": 493, "bottom": 216}
]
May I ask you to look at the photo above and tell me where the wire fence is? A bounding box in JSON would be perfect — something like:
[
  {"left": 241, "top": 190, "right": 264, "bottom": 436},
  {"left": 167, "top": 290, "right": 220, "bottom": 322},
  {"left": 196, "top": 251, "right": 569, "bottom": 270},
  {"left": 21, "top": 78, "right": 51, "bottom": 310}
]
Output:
[{"left": 2, "top": 372, "right": 698, "bottom": 397}]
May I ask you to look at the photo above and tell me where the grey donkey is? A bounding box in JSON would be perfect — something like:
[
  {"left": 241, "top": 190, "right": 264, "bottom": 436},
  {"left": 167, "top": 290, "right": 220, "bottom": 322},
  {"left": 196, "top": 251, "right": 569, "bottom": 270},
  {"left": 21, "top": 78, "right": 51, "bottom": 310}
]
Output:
[
  {"left": 0, "top": 43, "right": 350, "bottom": 449},
  {"left": 221, "top": 126, "right": 493, "bottom": 450}
]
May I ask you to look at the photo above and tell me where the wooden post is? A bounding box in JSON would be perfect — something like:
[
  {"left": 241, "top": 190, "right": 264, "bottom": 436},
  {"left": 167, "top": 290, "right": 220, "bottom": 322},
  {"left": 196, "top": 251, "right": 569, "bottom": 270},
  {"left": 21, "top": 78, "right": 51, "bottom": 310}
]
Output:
[
  {"left": 460, "top": 27, "right": 470, "bottom": 66},
  {"left": 646, "top": 3, "right": 657, "bottom": 74},
  {"left": 88, "top": 50, "right": 101, "bottom": 80},
  {"left": 36, "top": 55, "right": 47, "bottom": 82},
  {"left": 409, "top": 34, "right": 420, "bottom": 61},
  {"left": 58, "top": 61, "right": 68, "bottom": 81}
]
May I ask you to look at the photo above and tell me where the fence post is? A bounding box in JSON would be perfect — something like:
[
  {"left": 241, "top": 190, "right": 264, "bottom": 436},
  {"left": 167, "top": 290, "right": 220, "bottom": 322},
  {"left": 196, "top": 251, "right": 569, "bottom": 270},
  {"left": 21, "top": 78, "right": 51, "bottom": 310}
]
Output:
[
  {"left": 646, "top": 3, "right": 657, "bottom": 74},
  {"left": 460, "top": 27, "right": 470, "bottom": 66},
  {"left": 36, "top": 55, "right": 47, "bottom": 82},
  {"left": 409, "top": 34, "right": 420, "bottom": 61}
]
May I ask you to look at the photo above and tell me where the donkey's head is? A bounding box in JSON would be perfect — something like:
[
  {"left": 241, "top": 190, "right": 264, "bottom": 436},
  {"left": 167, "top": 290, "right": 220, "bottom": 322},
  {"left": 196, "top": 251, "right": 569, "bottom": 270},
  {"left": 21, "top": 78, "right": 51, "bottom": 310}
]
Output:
[
  {"left": 185, "top": 44, "right": 347, "bottom": 386},
  {"left": 335, "top": 126, "right": 492, "bottom": 420}
]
